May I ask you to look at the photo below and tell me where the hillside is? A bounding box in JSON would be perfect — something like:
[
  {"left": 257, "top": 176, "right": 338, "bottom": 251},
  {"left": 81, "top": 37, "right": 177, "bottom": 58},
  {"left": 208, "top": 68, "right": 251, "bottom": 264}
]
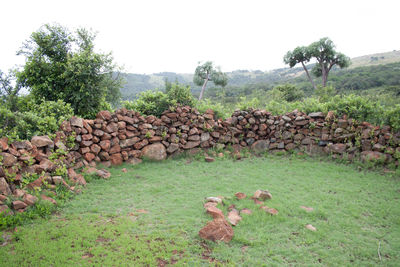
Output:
[{"left": 120, "top": 50, "right": 400, "bottom": 100}]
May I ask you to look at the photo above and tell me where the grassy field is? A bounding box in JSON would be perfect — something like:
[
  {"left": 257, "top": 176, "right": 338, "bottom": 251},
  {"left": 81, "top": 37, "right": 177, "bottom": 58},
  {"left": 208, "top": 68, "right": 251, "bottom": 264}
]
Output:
[{"left": 0, "top": 154, "right": 399, "bottom": 266}]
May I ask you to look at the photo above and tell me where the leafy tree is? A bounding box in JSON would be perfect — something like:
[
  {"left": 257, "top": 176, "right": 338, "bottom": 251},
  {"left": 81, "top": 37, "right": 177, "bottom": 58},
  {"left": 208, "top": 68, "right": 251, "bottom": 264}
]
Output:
[
  {"left": 0, "top": 69, "right": 20, "bottom": 111},
  {"left": 193, "top": 61, "right": 228, "bottom": 101},
  {"left": 17, "top": 24, "right": 123, "bottom": 118},
  {"left": 283, "top": 46, "right": 317, "bottom": 90},
  {"left": 284, "top": 38, "right": 350, "bottom": 89},
  {"left": 309, "top": 38, "right": 350, "bottom": 87}
]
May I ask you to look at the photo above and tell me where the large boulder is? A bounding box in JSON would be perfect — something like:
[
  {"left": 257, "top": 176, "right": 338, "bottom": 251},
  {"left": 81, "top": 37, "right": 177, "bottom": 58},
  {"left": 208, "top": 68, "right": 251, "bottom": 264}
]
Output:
[
  {"left": 199, "top": 219, "right": 234, "bottom": 243},
  {"left": 142, "top": 143, "right": 167, "bottom": 161}
]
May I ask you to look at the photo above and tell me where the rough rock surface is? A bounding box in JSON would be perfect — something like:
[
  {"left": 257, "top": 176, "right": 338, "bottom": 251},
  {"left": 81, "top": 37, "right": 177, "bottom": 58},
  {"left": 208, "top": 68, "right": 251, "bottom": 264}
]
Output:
[
  {"left": 198, "top": 219, "right": 234, "bottom": 243},
  {"left": 142, "top": 143, "right": 167, "bottom": 161}
]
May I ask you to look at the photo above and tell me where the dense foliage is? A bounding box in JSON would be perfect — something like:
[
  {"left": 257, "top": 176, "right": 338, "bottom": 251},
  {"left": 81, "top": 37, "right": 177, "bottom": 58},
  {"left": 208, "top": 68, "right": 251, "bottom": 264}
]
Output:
[
  {"left": 0, "top": 97, "right": 74, "bottom": 140},
  {"left": 17, "top": 24, "right": 123, "bottom": 118},
  {"left": 122, "top": 82, "right": 195, "bottom": 117}
]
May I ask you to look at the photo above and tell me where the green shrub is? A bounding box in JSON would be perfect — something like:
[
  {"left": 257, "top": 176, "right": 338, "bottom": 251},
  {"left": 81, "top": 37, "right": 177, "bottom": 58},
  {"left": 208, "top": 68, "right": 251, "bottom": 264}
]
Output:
[
  {"left": 196, "top": 99, "right": 230, "bottom": 119},
  {"left": 122, "top": 82, "right": 195, "bottom": 117},
  {"left": 384, "top": 104, "right": 400, "bottom": 131},
  {"left": 122, "top": 91, "right": 170, "bottom": 117},
  {"left": 271, "top": 84, "right": 304, "bottom": 102},
  {"left": 0, "top": 98, "right": 74, "bottom": 140},
  {"left": 166, "top": 82, "right": 195, "bottom": 107}
]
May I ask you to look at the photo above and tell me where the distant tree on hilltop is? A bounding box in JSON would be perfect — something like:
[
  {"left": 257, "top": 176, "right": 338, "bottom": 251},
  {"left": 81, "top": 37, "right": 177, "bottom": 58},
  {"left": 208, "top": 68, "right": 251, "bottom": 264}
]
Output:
[
  {"left": 284, "top": 37, "right": 350, "bottom": 89},
  {"left": 193, "top": 61, "right": 228, "bottom": 100}
]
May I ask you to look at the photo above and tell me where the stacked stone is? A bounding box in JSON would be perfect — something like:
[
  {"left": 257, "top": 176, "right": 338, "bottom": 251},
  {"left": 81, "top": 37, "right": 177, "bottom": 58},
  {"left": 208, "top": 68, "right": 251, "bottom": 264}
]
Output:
[
  {"left": 0, "top": 134, "right": 69, "bottom": 213},
  {"left": 1, "top": 106, "right": 400, "bottom": 205},
  {"left": 46, "top": 107, "right": 400, "bottom": 167}
]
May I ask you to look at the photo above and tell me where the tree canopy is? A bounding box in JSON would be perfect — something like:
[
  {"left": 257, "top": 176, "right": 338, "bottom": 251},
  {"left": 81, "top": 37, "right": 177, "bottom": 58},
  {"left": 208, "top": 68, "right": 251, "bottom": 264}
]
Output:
[
  {"left": 284, "top": 37, "right": 350, "bottom": 89},
  {"left": 17, "top": 24, "right": 123, "bottom": 118},
  {"left": 193, "top": 61, "right": 228, "bottom": 100}
]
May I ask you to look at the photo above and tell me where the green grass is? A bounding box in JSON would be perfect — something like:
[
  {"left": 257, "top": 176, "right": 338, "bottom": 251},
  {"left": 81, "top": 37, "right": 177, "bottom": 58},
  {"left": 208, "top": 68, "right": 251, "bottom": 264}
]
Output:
[{"left": 1, "top": 154, "right": 399, "bottom": 266}]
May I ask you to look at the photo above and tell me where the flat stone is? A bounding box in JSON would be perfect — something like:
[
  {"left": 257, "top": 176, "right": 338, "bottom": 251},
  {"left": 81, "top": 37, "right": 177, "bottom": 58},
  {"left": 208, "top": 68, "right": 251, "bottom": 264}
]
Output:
[
  {"left": 206, "top": 206, "right": 225, "bottom": 219},
  {"left": 70, "top": 117, "right": 84, "bottom": 128},
  {"left": 235, "top": 192, "right": 246, "bottom": 200},
  {"left": 308, "top": 112, "right": 325, "bottom": 118},
  {"left": 205, "top": 156, "right": 215, "bottom": 162},
  {"left": 23, "top": 194, "right": 38, "bottom": 206},
  {"left": 227, "top": 209, "right": 242, "bottom": 226},
  {"left": 120, "top": 137, "right": 140, "bottom": 148},
  {"left": 305, "top": 224, "right": 317, "bottom": 231},
  {"left": 183, "top": 141, "right": 200, "bottom": 149},
  {"left": 261, "top": 206, "right": 279, "bottom": 215},
  {"left": 254, "top": 190, "right": 272, "bottom": 200},
  {"left": 205, "top": 197, "right": 222, "bottom": 204},
  {"left": 240, "top": 208, "right": 252, "bottom": 215},
  {"left": 13, "top": 200, "right": 28, "bottom": 210},
  {"left": 41, "top": 195, "right": 57, "bottom": 205}
]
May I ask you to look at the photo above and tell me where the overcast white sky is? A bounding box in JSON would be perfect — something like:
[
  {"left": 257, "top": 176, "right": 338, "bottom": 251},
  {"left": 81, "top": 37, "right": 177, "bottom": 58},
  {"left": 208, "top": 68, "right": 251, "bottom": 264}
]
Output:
[{"left": 1, "top": 0, "right": 399, "bottom": 74}]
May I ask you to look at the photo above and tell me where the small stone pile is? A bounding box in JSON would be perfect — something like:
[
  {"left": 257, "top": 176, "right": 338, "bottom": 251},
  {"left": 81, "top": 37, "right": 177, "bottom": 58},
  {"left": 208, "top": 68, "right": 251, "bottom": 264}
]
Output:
[
  {"left": 0, "top": 133, "right": 110, "bottom": 215},
  {"left": 199, "top": 190, "right": 277, "bottom": 243}
]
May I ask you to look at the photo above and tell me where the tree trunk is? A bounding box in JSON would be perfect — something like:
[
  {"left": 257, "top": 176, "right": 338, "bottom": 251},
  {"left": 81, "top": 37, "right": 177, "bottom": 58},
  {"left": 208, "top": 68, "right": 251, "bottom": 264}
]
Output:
[
  {"left": 301, "top": 62, "right": 317, "bottom": 90},
  {"left": 198, "top": 73, "right": 209, "bottom": 101},
  {"left": 321, "top": 64, "right": 327, "bottom": 87}
]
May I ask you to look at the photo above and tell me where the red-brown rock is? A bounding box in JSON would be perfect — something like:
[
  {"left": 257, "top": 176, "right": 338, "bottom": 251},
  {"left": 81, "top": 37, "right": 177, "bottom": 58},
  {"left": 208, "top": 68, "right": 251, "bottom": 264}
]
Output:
[
  {"left": 227, "top": 209, "right": 242, "bottom": 226},
  {"left": 31, "top": 135, "right": 53, "bottom": 148},
  {"left": 0, "top": 178, "right": 12, "bottom": 196},
  {"left": 90, "top": 144, "right": 101, "bottom": 154},
  {"left": 235, "top": 192, "right": 246, "bottom": 200},
  {"left": 13, "top": 200, "right": 28, "bottom": 210},
  {"left": 109, "top": 144, "right": 121, "bottom": 154},
  {"left": 206, "top": 206, "right": 225, "bottom": 219},
  {"left": 23, "top": 194, "right": 38, "bottom": 206},
  {"left": 41, "top": 194, "right": 57, "bottom": 205},
  {"left": 1, "top": 152, "right": 17, "bottom": 167},
  {"left": 84, "top": 153, "right": 96, "bottom": 162},
  {"left": 97, "top": 110, "right": 112, "bottom": 120},
  {"left": 110, "top": 153, "right": 123, "bottom": 165},
  {"left": 142, "top": 143, "right": 167, "bottom": 161},
  {"left": 0, "top": 137, "right": 9, "bottom": 151},
  {"left": 199, "top": 219, "right": 234, "bottom": 243}
]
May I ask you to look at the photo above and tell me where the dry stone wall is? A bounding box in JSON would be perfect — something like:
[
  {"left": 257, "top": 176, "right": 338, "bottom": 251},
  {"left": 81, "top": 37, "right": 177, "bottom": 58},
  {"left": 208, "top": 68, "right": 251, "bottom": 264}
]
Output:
[{"left": 1, "top": 106, "right": 400, "bottom": 213}]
